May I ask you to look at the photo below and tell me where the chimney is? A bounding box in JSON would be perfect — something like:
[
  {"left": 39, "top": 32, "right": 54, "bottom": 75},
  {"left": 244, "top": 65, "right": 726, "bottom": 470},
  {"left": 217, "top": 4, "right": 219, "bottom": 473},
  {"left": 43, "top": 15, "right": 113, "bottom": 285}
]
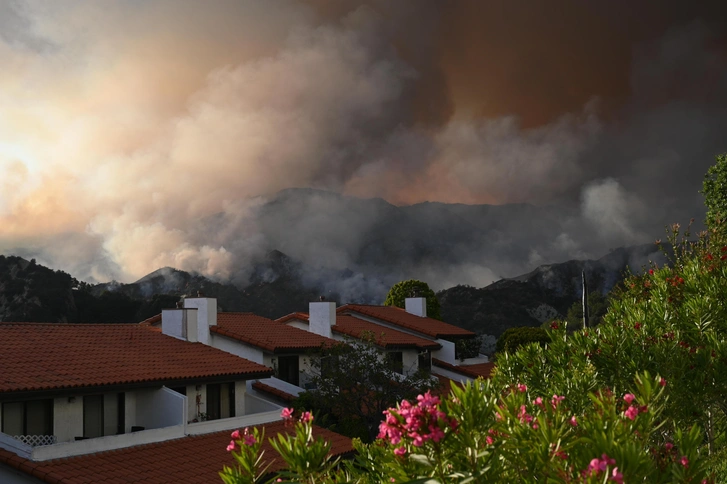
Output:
[
  {"left": 183, "top": 297, "right": 217, "bottom": 345},
  {"left": 309, "top": 301, "right": 336, "bottom": 338},
  {"left": 405, "top": 297, "right": 427, "bottom": 318},
  {"left": 162, "top": 308, "right": 198, "bottom": 342}
]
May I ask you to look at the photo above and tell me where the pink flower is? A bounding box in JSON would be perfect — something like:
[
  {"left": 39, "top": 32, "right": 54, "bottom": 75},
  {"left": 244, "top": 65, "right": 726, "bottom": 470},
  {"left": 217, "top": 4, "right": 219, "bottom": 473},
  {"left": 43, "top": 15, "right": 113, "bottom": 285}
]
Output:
[
  {"left": 281, "top": 408, "right": 294, "bottom": 420},
  {"left": 624, "top": 405, "right": 639, "bottom": 420},
  {"left": 226, "top": 440, "right": 237, "bottom": 452},
  {"left": 534, "top": 397, "right": 544, "bottom": 408},
  {"left": 659, "top": 377, "right": 667, "bottom": 387},
  {"left": 623, "top": 393, "right": 636, "bottom": 404},
  {"left": 394, "top": 446, "right": 407, "bottom": 456},
  {"left": 230, "top": 429, "right": 241, "bottom": 439},
  {"left": 569, "top": 416, "right": 578, "bottom": 427},
  {"left": 665, "top": 442, "right": 674, "bottom": 451},
  {"left": 680, "top": 456, "right": 689, "bottom": 467},
  {"left": 610, "top": 467, "right": 624, "bottom": 483},
  {"left": 551, "top": 394, "right": 565, "bottom": 409},
  {"left": 517, "top": 383, "right": 528, "bottom": 393},
  {"left": 243, "top": 434, "right": 257, "bottom": 446},
  {"left": 300, "top": 411, "right": 313, "bottom": 424},
  {"left": 486, "top": 436, "right": 494, "bottom": 445}
]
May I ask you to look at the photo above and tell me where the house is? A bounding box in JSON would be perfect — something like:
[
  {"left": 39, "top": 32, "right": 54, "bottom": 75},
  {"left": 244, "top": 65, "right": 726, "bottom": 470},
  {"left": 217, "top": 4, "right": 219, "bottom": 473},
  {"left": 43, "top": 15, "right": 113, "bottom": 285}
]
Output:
[
  {"left": 278, "top": 298, "right": 494, "bottom": 383},
  {"left": 141, "top": 296, "right": 339, "bottom": 398},
  {"left": 277, "top": 302, "right": 442, "bottom": 376},
  {"left": 0, "top": 321, "right": 352, "bottom": 483}
]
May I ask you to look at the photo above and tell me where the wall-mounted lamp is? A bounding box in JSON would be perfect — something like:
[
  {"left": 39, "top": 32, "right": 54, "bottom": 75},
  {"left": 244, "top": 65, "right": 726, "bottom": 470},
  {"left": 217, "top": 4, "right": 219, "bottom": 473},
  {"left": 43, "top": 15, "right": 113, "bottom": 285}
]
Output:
[{"left": 68, "top": 396, "right": 76, "bottom": 403}]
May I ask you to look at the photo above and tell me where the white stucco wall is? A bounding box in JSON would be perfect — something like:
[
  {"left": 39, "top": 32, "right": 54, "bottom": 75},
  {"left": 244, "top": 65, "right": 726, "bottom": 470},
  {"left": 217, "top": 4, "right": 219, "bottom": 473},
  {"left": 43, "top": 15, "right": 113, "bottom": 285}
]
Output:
[
  {"left": 402, "top": 349, "right": 419, "bottom": 375},
  {"left": 188, "top": 384, "right": 206, "bottom": 422},
  {"left": 53, "top": 397, "right": 83, "bottom": 443},
  {"left": 135, "top": 387, "right": 186, "bottom": 430},
  {"left": 235, "top": 381, "right": 246, "bottom": 417},
  {"left": 183, "top": 297, "right": 217, "bottom": 344},
  {"left": 210, "top": 333, "right": 265, "bottom": 365},
  {"left": 433, "top": 339, "right": 456, "bottom": 364}
]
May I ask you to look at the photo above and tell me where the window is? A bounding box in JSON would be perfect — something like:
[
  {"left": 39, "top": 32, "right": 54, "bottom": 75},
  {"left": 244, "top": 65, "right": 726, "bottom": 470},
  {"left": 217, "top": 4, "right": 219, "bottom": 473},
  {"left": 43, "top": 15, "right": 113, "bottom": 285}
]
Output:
[
  {"left": 83, "top": 395, "right": 104, "bottom": 438},
  {"left": 117, "top": 393, "right": 125, "bottom": 434},
  {"left": 418, "top": 350, "right": 432, "bottom": 371},
  {"left": 385, "top": 351, "right": 404, "bottom": 374},
  {"left": 2, "top": 400, "right": 53, "bottom": 436},
  {"left": 206, "top": 384, "right": 221, "bottom": 420},
  {"left": 206, "top": 383, "right": 235, "bottom": 420},
  {"left": 277, "top": 355, "right": 300, "bottom": 386}
]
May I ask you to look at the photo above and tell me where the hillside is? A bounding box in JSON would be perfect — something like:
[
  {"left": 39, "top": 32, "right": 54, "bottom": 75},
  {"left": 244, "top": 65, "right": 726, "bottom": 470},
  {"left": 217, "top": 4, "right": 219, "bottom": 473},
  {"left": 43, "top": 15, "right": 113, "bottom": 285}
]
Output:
[{"left": 438, "top": 243, "right": 669, "bottom": 336}]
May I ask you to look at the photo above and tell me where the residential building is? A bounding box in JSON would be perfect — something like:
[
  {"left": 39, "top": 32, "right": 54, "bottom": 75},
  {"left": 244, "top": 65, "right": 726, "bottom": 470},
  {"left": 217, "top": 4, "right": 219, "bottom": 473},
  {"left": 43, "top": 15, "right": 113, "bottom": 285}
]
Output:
[
  {"left": 141, "top": 296, "right": 338, "bottom": 398},
  {"left": 278, "top": 298, "right": 494, "bottom": 383},
  {"left": 0, "top": 322, "right": 351, "bottom": 483}
]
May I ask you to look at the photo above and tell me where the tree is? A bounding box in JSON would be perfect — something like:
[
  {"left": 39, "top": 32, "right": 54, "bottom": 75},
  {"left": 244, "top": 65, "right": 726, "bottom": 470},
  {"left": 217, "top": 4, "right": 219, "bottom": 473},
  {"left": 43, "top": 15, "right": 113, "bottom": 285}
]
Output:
[
  {"left": 565, "top": 291, "right": 609, "bottom": 328},
  {"left": 702, "top": 152, "right": 727, "bottom": 233},
  {"left": 495, "top": 326, "right": 550, "bottom": 355},
  {"left": 383, "top": 279, "right": 442, "bottom": 320},
  {"left": 294, "top": 334, "right": 438, "bottom": 442}
]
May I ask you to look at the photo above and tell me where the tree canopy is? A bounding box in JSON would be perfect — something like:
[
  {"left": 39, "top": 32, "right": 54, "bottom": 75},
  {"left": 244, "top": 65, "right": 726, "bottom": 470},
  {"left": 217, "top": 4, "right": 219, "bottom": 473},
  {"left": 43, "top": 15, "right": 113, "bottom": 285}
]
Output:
[
  {"left": 383, "top": 279, "right": 442, "bottom": 320},
  {"left": 702, "top": 153, "right": 727, "bottom": 233},
  {"left": 294, "top": 334, "right": 437, "bottom": 442}
]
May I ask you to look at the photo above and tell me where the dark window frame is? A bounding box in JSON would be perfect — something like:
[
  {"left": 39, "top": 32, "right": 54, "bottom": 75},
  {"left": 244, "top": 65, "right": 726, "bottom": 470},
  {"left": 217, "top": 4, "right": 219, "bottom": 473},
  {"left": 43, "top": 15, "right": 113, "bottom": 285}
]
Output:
[{"left": 1, "top": 399, "right": 54, "bottom": 436}]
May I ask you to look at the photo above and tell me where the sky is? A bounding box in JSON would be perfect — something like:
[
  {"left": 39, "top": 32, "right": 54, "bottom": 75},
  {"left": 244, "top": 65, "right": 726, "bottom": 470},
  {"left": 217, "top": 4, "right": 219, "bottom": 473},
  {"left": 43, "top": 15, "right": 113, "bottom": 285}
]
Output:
[{"left": 1, "top": 0, "right": 726, "bottom": 285}]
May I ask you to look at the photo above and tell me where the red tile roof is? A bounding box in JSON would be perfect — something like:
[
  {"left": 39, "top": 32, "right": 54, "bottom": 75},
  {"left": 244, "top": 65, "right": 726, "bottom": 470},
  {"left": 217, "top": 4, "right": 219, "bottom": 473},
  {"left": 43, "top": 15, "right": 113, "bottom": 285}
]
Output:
[
  {"left": 338, "top": 304, "right": 476, "bottom": 339},
  {"left": 333, "top": 315, "right": 441, "bottom": 350},
  {"left": 211, "top": 313, "right": 336, "bottom": 353},
  {"left": 252, "top": 382, "right": 297, "bottom": 404},
  {"left": 432, "top": 358, "right": 495, "bottom": 380},
  {"left": 275, "top": 312, "right": 309, "bottom": 324},
  {"left": 0, "top": 421, "right": 353, "bottom": 483},
  {"left": 139, "top": 314, "right": 161, "bottom": 326},
  {"left": 276, "top": 312, "right": 442, "bottom": 350},
  {"left": 0, "top": 323, "right": 273, "bottom": 394}
]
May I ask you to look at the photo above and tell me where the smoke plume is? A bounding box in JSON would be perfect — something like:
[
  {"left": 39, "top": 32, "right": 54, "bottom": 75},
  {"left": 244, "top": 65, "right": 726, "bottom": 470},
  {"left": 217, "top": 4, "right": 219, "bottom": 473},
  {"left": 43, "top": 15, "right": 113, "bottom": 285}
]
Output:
[{"left": 0, "top": 0, "right": 725, "bottom": 292}]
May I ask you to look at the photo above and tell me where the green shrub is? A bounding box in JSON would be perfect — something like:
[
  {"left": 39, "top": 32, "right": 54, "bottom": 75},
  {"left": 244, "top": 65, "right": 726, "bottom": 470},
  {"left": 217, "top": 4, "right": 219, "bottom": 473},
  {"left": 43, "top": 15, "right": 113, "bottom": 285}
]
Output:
[{"left": 495, "top": 326, "right": 550, "bottom": 354}]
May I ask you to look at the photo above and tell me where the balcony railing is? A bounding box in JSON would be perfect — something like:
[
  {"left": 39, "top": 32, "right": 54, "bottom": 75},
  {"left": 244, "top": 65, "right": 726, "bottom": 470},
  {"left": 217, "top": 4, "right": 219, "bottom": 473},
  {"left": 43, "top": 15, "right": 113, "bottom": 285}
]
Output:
[{"left": 13, "top": 435, "right": 56, "bottom": 447}]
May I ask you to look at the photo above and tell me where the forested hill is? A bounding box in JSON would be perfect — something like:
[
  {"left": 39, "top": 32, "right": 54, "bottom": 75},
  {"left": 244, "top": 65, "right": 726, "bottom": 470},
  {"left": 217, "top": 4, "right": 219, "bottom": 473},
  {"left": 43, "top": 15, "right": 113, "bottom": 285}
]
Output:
[{"left": 0, "top": 255, "right": 177, "bottom": 323}]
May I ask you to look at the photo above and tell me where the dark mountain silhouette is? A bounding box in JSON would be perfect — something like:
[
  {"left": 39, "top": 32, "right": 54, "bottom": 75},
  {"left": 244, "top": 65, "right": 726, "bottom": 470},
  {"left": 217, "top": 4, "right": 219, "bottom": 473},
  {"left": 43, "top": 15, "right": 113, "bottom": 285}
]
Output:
[{"left": 438, "top": 243, "right": 669, "bottom": 336}]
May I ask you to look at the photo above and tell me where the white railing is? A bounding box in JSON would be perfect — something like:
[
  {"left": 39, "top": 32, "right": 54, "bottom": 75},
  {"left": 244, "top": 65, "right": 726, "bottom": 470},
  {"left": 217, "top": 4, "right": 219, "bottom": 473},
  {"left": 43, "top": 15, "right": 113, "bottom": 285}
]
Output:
[
  {"left": 14, "top": 435, "right": 56, "bottom": 447},
  {"left": 30, "top": 425, "right": 186, "bottom": 461},
  {"left": 186, "top": 410, "right": 281, "bottom": 435}
]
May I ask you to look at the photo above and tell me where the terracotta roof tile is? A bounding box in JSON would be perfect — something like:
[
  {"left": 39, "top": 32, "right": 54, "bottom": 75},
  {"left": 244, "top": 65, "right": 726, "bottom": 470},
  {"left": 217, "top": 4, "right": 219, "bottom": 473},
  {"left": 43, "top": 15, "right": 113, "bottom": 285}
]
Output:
[
  {"left": 276, "top": 312, "right": 442, "bottom": 350},
  {"left": 333, "top": 315, "right": 442, "bottom": 350},
  {"left": 212, "top": 313, "right": 336, "bottom": 353},
  {"left": 0, "top": 323, "right": 273, "bottom": 393},
  {"left": 338, "top": 305, "right": 476, "bottom": 339},
  {"left": 252, "top": 382, "right": 297, "bottom": 403},
  {"left": 0, "top": 422, "right": 353, "bottom": 483},
  {"left": 432, "top": 358, "right": 495, "bottom": 379}
]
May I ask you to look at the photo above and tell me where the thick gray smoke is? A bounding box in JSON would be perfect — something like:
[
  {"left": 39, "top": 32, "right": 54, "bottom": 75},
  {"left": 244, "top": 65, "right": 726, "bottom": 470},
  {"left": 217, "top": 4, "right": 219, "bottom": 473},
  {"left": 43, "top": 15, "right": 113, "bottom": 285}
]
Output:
[{"left": 0, "top": 1, "right": 725, "bottom": 299}]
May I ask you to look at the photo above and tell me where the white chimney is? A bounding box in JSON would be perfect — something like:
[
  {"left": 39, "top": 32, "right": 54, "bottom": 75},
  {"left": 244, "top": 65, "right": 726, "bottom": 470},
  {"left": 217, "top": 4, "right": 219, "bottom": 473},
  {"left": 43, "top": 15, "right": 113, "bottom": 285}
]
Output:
[
  {"left": 405, "top": 297, "right": 427, "bottom": 318},
  {"left": 162, "top": 308, "right": 198, "bottom": 342},
  {"left": 309, "top": 301, "right": 336, "bottom": 338},
  {"left": 183, "top": 297, "right": 217, "bottom": 345}
]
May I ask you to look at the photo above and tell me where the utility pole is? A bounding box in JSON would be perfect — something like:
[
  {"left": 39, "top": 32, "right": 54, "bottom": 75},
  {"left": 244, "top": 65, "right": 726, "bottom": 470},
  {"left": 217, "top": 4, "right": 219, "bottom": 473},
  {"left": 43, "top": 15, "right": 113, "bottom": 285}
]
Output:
[{"left": 582, "top": 271, "right": 589, "bottom": 329}]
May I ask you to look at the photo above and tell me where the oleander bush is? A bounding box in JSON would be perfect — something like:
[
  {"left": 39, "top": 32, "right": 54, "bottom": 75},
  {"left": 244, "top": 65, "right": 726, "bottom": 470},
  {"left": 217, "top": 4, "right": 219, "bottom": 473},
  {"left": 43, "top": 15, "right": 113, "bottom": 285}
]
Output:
[{"left": 221, "top": 154, "right": 727, "bottom": 482}]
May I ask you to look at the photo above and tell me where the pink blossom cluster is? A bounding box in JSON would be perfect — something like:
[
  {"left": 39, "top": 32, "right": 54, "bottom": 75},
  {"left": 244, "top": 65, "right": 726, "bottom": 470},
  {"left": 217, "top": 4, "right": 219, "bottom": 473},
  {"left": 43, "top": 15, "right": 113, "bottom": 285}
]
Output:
[
  {"left": 378, "top": 391, "right": 458, "bottom": 455},
  {"left": 622, "top": 394, "right": 648, "bottom": 421},
  {"left": 226, "top": 427, "right": 256, "bottom": 452},
  {"left": 584, "top": 454, "right": 623, "bottom": 483},
  {"left": 281, "top": 407, "right": 313, "bottom": 424}
]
